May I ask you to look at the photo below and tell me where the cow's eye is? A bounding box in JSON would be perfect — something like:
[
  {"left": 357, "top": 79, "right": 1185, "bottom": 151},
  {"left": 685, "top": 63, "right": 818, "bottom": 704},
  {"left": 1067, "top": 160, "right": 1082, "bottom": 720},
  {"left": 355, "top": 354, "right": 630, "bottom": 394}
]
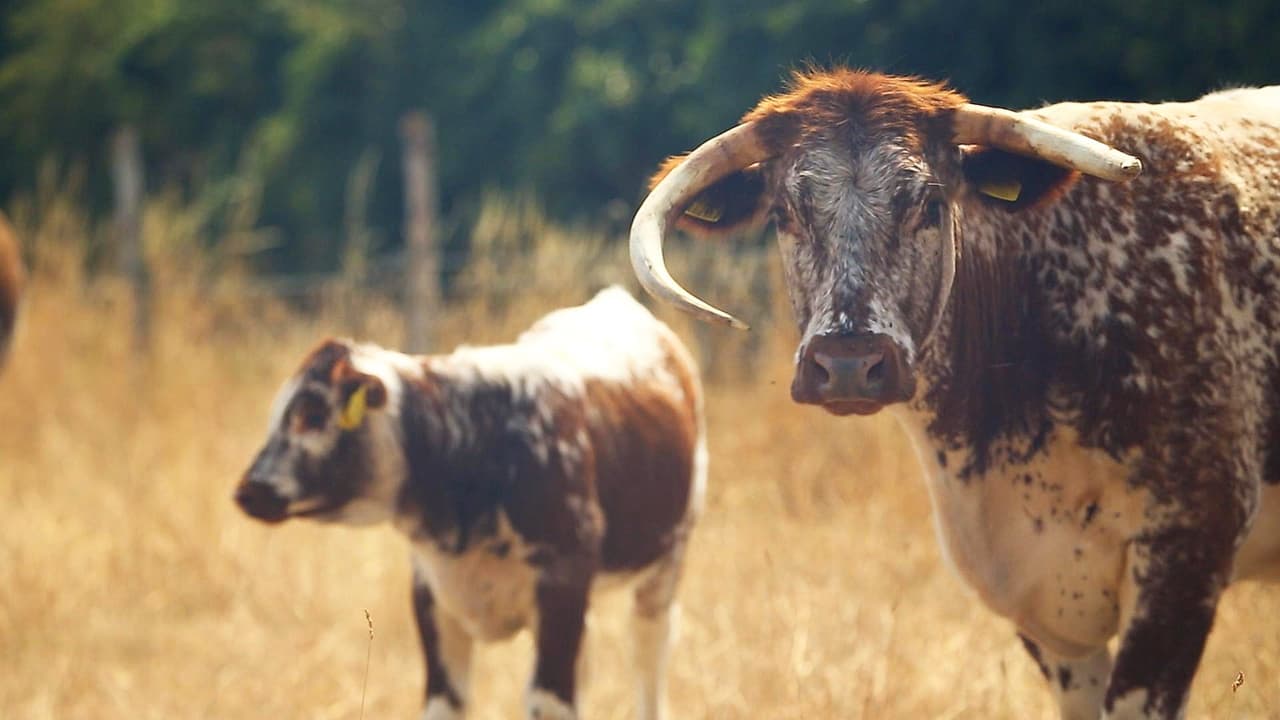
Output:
[
  {"left": 770, "top": 204, "right": 793, "bottom": 233},
  {"left": 922, "top": 198, "right": 945, "bottom": 229}
]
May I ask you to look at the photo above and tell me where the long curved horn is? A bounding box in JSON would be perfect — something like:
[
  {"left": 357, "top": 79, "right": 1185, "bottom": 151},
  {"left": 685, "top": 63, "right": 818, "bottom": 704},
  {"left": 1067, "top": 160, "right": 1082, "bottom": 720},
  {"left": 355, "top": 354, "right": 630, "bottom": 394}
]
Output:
[
  {"left": 952, "top": 104, "right": 1142, "bottom": 181},
  {"left": 630, "top": 122, "right": 773, "bottom": 330}
]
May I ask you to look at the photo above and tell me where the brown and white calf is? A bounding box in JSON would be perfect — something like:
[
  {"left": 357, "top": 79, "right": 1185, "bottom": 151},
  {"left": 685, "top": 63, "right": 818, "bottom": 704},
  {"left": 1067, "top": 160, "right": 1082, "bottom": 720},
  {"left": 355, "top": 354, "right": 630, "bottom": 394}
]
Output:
[
  {"left": 235, "top": 287, "right": 705, "bottom": 720},
  {"left": 633, "top": 69, "right": 1280, "bottom": 719},
  {"left": 0, "top": 213, "right": 23, "bottom": 368}
]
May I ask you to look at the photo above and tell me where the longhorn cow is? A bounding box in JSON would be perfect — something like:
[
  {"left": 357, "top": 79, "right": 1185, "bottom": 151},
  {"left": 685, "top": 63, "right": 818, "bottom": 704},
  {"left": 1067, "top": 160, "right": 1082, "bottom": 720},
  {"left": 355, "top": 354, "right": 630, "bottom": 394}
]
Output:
[{"left": 633, "top": 69, "right": 1280, "bottom": 719}]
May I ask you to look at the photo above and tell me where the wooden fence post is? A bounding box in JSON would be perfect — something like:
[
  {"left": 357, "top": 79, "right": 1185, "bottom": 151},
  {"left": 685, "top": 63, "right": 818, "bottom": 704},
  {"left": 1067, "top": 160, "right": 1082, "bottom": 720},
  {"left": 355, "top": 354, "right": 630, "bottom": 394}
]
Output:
[
  {"left": 112, "top": 125, "right": 149, "bottom": 351},
  {"left": 400, "top": 112, "right": 440, "bottom": 354},
  {"left": 342, "top": 147, "right": 380, "bottom": 333}
]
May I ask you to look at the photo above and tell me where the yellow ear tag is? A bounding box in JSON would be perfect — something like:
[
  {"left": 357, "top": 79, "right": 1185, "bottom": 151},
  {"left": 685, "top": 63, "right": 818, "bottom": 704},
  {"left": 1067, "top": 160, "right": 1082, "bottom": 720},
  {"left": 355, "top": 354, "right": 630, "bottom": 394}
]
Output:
[
  {"left": 979, "top": 180, "right": 1022, "bottom": 202},
  {"left": 338, "top": 384, "right": 368, "bottom": 431},
  {"left": 683, "top": 198, "right": 723, "bottom": 223}
]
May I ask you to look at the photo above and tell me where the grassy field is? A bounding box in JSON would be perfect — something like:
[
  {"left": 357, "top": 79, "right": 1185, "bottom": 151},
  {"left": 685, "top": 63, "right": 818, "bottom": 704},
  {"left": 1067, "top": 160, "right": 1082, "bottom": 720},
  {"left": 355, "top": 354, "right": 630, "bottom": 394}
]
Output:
[{"left": 2, "top": 202, "right": 1278, "bottom": 719}]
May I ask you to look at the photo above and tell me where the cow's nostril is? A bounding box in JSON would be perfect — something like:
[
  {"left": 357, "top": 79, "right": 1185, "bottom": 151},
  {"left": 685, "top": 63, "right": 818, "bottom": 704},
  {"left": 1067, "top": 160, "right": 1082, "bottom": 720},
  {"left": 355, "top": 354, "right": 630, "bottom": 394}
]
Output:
[
  {"left": 865, "top": 357, "right": 886, "bottom": 392},
  {"left": 811, "top": 359, "right": 831, "bottom": 386}
]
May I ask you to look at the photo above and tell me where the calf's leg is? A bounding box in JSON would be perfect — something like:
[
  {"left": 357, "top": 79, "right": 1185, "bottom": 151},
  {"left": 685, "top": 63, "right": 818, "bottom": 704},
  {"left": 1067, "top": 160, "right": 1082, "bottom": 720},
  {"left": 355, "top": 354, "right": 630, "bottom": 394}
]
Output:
[
  {"left": 528, "top": 573, "right": 591, "bottom": 720},
  {"left": 413, "top": 559, "right": 473, "bottom": 720},
  {"left": 631, "top": 546, "right": 687, "bottom": 720}
]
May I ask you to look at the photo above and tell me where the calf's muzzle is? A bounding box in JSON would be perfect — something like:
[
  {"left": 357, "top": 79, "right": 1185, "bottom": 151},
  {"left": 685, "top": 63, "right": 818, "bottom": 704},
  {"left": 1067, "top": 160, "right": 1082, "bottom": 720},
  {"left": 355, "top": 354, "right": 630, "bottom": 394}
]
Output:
[{"left": 235, "top": 477, "right": 289, "bottom": 523}]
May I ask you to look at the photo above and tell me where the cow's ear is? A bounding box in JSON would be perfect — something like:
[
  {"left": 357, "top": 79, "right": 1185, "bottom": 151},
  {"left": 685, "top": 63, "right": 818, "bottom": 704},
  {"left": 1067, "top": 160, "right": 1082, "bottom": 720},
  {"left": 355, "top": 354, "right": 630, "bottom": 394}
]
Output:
[
  {"left": 960, "top": 146, "right": 1080, "bottom": 211},
  {"left": 649, "top": 156, "right": 769, "bottom": 237}
]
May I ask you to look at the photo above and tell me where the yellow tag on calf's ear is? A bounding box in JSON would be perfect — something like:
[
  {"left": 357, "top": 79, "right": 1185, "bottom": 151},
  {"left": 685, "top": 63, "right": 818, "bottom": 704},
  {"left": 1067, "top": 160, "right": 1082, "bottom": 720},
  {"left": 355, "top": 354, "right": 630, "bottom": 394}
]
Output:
[
  {"left": 683, "top": 198, "right": 724, "bottom": 223},
  {"left": 979, "top": 180, "right": 1022, "bottom": 203},
  {"left": 338, "top": 384, "right": 368, "bottom": 431}
]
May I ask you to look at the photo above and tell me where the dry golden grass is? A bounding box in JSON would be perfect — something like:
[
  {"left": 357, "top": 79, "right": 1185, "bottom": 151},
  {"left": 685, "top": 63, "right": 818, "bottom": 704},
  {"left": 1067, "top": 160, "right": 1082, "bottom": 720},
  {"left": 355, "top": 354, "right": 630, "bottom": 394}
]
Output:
[{"left": 2, "top": 202, "right": 1278, "bottom": 719}]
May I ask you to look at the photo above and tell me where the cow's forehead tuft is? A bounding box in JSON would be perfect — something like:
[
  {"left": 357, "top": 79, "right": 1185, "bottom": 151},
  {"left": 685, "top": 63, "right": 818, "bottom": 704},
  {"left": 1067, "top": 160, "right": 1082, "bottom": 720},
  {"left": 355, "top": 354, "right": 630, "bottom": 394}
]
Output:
[{"left": 743, "top": 68, "right": 968, "bottom": 153}]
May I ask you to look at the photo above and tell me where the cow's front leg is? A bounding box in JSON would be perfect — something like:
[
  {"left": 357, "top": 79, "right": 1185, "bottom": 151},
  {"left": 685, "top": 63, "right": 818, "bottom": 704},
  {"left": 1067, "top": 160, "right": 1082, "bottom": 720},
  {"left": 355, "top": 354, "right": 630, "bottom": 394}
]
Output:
[
  {"left": 1019, "top": 634, "right": 1110, "bottom": 720},
  {"left": 1104, "top": 525, "right": 1235, "bottom": 719},
  {"left": 413, "top": 561, "right": 473, "bottom": 720},
  {"left": 527, "top": 570, "right": 591, "bottom": 720}
]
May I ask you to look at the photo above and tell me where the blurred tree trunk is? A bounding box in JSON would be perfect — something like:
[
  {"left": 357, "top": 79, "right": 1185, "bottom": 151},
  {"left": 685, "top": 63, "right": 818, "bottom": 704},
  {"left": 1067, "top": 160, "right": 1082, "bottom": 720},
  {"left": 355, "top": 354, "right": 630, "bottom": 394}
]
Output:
[
  {"left": 112, "top": 125, "right": 148, "bottom": 352},
  {"left": 401, "top": 112, "right": 440, "bottom": 354},
  {"left": 341, "top": 147, "right": 380, "bottom": 335}
]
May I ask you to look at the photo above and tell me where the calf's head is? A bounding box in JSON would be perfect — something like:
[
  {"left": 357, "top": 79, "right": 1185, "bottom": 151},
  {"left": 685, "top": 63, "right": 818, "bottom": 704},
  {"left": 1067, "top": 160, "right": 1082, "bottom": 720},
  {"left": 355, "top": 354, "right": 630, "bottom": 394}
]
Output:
[
  {"left": 236, "top": 339, "right": 400, "bottom": 526},
  {"left": 633, "top": 69, "right": 1140, "bottom": 415}
]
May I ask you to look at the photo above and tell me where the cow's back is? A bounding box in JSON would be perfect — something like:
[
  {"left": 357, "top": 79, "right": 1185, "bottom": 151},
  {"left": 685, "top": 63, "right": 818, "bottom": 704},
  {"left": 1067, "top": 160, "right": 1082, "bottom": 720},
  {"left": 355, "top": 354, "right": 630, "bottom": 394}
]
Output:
[{"left": 1030, "top": 87, "right": 1280, "bottom": 206}]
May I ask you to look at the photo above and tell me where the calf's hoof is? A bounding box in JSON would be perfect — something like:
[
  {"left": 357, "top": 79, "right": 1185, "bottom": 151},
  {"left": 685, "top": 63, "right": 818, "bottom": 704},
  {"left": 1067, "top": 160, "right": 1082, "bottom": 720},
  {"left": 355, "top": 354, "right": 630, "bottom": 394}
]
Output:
[{"left": 527, "top": 689, "right": 576, "bottom": 720}]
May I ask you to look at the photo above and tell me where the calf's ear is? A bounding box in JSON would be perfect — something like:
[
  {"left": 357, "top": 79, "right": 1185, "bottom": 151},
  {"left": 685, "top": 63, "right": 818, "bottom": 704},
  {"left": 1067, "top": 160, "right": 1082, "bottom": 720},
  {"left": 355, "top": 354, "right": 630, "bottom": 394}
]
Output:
[
  {"left": 649, "top": 156, "right": 769, "bottom": 237},
  {"left": 334, "top": 366, "right": 387, "bottom": 431},
  {"left": 959, "top": 146, "right": 1081, "bottom": 211}
]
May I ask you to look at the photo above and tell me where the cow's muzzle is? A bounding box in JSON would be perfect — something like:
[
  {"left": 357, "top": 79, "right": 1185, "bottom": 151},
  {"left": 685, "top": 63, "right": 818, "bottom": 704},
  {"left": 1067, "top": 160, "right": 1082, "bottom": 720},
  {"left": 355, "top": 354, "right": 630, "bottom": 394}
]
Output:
[
  {"left": 792, "top": 333, "right": 914, "bottom": 415},
  {"left": 234, "top": 478, "right": 290, "bottom": 524}
]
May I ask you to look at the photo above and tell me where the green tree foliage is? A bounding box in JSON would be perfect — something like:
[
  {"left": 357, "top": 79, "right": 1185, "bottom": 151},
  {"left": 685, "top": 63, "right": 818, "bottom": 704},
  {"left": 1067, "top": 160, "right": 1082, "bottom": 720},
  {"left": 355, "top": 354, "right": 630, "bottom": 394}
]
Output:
[
  {"left": 0, "top": 0, "right": 293, "bottom": 205},
  {"left": 1, "top": 0, "right": 1277, "bottom": 271}
]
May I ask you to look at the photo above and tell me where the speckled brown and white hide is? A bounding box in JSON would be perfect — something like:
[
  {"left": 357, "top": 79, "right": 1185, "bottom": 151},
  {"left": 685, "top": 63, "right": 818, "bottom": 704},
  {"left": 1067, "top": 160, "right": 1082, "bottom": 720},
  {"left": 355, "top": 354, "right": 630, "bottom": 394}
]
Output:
[
  {"left": 652, "top": 70, "right": 1280, "bottom": 719},
  {"left": 235, "top": 287, "right": 706, "bottom": 720},
  {"left": 0, "top": 213, "right": 24, "bottom": 369}
]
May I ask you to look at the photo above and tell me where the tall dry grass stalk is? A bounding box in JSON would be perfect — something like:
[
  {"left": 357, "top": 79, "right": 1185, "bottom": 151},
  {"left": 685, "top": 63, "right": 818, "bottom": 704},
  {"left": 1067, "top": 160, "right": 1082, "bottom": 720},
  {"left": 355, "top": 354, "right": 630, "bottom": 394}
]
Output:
[
  {"left": 1, "top": 192, "right": 1277, "bottom": 719},
  {"left": 360, "top": 610, "right": 374, "bottom": 720}
]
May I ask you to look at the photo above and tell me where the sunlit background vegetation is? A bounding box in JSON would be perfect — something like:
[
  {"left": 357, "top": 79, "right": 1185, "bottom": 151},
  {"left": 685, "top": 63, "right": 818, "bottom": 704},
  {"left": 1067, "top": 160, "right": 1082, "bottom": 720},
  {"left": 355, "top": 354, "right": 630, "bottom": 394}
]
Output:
[{"left": 2, "top": 1, "right": 1279, "bottom": 718}]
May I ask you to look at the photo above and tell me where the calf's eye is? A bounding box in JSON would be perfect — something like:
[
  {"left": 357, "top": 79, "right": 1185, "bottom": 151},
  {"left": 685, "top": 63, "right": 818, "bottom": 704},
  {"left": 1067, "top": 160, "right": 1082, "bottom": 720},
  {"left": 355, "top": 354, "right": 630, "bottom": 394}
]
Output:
[
  {"left": 292, "top": 393, "right": 331, "bottom": 432},
  {"left": 301, "top": 409, "right": 328, "bottom": 431}
]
